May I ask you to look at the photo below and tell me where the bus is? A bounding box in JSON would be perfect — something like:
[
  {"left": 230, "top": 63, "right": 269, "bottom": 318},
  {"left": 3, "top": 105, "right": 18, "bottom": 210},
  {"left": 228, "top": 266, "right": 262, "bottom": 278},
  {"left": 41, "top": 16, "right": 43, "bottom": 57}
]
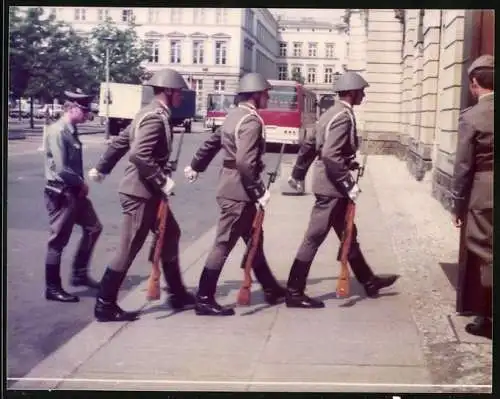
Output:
[
  {"left": 258, "top": 80, "right": 317, "bottom": 147},
  {"left": 204, "top": 92, "right": 237, "bottom": 133}
]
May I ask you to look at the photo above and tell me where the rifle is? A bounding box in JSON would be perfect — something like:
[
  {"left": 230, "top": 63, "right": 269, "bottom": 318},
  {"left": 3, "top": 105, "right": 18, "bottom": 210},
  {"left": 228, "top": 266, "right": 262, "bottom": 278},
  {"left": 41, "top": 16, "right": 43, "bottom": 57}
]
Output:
[
  {"left": 146, "top": 125, "right": 186, "bottom": 301},
  {"left": 336, "top": 140, "right": 368, "bottom": 298},
  {"left": 237, "top": 143, "right": 286, "bottom": 306}
]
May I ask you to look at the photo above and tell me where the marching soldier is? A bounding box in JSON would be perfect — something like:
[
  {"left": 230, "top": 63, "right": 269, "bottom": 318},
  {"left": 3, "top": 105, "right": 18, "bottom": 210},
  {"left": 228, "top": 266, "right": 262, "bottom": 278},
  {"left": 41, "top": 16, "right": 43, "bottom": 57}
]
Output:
[
  {"left": 43, "top": 90, "right": 102, "bottom": 303},
  {"left": 184, "top": 72, "right": 286, "bottom": 316},
  {"left": 451, "top": 54, "right": 494, "bottom": 339},
  {"left": 88, "top": 69, "right": 195, "bottom": 322},
  {"left": 286, "top": 72, "right": 399, "bottom": 308}
]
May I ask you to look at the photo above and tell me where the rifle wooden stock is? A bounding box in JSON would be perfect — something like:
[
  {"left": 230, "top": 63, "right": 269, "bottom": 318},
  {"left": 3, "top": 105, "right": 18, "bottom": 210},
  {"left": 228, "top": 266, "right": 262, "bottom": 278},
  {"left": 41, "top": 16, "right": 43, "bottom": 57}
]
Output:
[
  {"left": 146, "top": 199, "right": 169, "bottom": 300},
  {"left": 237, "top": 206, "right": 265, "bottom": 306},
  {"left": 336, "top": 200, "right": 355, "bottom": 298}
]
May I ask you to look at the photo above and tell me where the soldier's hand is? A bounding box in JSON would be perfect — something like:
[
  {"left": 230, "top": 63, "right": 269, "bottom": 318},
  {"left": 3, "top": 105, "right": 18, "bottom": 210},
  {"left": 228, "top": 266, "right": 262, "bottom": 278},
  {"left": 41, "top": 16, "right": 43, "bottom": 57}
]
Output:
[
  {"left": 347, "top": 184, "right": 361, "bottom": 202},
  {"left": 88, "top": 168, "right": 105, "bottom": 183},
  {"left": 452, "top": 214, "right": 463, "bottom": 228},
  {"left": 79, "top": 182, "right": 89, "bottom": 198},
  {"left": 257, "top": 190, "right": 271, "bottom": 208},
  {"left": 161, "top": 176, "right": 176, "bottom": 197},
  {"left": 287, "top": 176, "right": 305, "bottom": 194},
  {"left": 184, "top": 165, "right": 198, "bottom": 183}
]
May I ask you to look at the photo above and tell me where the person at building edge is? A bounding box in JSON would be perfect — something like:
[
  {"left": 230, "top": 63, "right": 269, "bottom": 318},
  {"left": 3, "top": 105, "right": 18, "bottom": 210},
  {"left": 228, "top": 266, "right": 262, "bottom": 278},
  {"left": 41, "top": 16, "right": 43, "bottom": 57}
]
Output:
[
  {"left": 451, "top": 54, "right": 494, "bottom": 339},
  {"left": 286, "top": 71, "right": 399, "bottom": 308},
  {"left": 43, "top": 89, "right": 102, "bottom": 303},
  {"left": 184, "top": 72, "right": 287, "bottom": 316},
  {"left": 88, "top": 69, "right": 196, "bottom": 322}
]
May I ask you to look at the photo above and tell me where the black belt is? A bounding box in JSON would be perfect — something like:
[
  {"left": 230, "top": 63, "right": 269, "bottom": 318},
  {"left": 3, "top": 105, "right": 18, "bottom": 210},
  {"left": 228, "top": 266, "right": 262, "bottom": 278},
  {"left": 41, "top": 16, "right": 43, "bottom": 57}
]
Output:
[{"left": 223, "top": 160, "right": 237, "bottom": 169}]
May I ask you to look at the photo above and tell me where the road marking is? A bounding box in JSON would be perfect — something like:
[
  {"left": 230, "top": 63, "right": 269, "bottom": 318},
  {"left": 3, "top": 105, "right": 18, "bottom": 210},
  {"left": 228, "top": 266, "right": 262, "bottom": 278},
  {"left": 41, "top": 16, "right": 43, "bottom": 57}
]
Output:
[{"left": 6, "top": 377, "right": 492, "bottom": 390}]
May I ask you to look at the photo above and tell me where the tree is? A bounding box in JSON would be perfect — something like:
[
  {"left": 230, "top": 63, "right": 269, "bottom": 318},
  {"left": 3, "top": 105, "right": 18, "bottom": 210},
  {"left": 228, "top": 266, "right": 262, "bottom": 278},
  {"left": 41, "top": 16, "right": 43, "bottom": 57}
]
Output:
[{"left": 290, "top": 70, "right": 306, "bottom": 84}]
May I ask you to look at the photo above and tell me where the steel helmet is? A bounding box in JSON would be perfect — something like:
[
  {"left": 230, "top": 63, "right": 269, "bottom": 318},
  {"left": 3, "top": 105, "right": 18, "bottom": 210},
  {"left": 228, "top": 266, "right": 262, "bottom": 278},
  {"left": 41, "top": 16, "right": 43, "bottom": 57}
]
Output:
[
  {"left": 144, "top": 68, "right": 188, "bottom": 90},
  {"left": 332, "top": 71, "right": 369, "bottom": 92},
  {"left": 467, "top": 54, "right": 494, "bottom": 75},
  {"left": 237, "top": 72, "right": 272, "bottom": 94}
]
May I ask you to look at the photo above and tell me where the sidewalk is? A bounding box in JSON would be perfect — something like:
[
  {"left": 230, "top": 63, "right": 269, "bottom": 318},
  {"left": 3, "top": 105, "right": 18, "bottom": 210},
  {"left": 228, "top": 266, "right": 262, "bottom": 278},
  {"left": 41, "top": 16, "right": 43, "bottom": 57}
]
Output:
[{"left": 9, "top": 156, "right": 492, "bottom": 393}]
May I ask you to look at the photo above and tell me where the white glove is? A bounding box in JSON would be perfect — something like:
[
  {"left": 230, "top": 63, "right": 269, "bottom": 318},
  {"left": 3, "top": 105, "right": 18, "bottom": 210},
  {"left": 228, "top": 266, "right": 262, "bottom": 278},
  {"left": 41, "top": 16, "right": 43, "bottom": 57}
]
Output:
[
  {"left": 161, "top": 176, "right": 176, "bottom": 197},
  {"left": 88, "top": 168, "right": 105, "bottom": 183},
  {"left": 288, "top": 176, "right": 305, "bottom": 194},
  {"left": 184, "top": 165, "right": 199, "bottom": 183},
  {"left": 348, "top": 183, "right": 361, "bottom": 202},
  {"left": 257, "top": 190, "right": 271, "bottom": 208}
]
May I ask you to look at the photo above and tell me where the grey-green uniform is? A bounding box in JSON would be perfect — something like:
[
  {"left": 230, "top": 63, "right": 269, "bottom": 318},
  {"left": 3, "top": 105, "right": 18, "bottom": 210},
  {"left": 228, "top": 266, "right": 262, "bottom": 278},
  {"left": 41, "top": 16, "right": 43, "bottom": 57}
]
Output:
[
  {"left": 192, "top": 72, "right": 286, "bottom": 316},
  {"left": 93, "top": 69, "right": 195, "bottom": 322},
  {"left": 44, "top": 90, "right": 102, "bottom": 303},
  {"left": 286, "top": 72, "right": 399, "bottom": 308}
]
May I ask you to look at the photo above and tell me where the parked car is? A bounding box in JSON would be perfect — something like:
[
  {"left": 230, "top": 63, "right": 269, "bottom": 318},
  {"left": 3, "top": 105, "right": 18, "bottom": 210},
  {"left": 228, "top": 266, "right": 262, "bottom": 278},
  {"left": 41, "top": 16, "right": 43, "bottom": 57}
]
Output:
[{"left": 35, "top": 104, "right": 63, "bottom": 119}]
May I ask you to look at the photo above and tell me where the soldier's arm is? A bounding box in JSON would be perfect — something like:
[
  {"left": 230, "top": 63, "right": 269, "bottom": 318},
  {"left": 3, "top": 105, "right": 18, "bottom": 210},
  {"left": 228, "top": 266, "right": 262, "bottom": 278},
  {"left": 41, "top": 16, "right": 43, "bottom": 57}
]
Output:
[
  {"left": 291, "top": 127, "right": 317, "bottom": 181},
  {"left": 321, "top": 112, "right": 356, "bottom": 194},
  {"left": 235, "top": 116, "right": 267, "bottom": 200},
  {"left": 129, "top": 114, "right": 169, "bottom": 190},
  {"left": 46, "top": 129, "right": 85, "bottom": 187},
  {"left": 451, "top": 113, "right": 475, "bottom": 216},
  {"left": 190, "top": 126, "right": 222, "bottom": 173},
  {"left": 95, "top": 123, "right": 132, "bottom": 175}
]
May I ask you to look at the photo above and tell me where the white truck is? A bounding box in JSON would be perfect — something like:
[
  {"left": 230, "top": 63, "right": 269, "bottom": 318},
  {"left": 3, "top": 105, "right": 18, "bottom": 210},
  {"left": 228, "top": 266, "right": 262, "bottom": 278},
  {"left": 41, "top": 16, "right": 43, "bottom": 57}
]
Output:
[{"left": 98, "top": 82, "right": 195, "bottom": 136}]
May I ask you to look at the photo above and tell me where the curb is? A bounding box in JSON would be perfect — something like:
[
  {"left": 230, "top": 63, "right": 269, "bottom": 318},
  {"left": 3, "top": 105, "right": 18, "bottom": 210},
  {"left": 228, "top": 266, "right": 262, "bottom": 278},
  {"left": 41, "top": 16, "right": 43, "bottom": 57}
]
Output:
[{"left": 8, "top": 226, "right": 216, "bottom": 390}]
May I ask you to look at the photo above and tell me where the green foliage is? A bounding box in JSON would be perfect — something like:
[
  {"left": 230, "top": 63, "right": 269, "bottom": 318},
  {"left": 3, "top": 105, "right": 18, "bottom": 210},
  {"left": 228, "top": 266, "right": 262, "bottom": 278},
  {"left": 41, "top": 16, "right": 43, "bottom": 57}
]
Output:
[{"left": 290, "top": 70, "right": 306, "bottom": 84}]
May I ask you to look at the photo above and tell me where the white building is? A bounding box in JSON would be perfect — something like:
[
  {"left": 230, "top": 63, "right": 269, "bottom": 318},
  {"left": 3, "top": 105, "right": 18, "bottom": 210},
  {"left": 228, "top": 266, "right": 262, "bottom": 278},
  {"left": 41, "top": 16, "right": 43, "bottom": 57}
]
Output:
[
  {"left": 41, "top": 7, "right": 278, "bottom": 116},
  {"left": 275, "top": 17, "right": 349, "bottom": 99}
]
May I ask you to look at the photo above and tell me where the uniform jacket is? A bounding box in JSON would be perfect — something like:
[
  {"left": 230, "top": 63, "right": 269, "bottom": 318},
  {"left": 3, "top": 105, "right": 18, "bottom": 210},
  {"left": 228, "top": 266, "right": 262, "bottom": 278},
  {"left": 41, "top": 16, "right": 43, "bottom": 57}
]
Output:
[
  {"left": 99, "top": 98, "right": 174, "bottom": 199},
  {"left": 452, "top": 92, "right": 494, "bottom": 216},
  {"left": 202, "top": 102, "right": 266, "bottom": 202},
  {"left": 292, "top": 100, "right": 358, "bottom": 197},
  {"left": 44, "top": 118, "right": 85, "bottom": 188}
]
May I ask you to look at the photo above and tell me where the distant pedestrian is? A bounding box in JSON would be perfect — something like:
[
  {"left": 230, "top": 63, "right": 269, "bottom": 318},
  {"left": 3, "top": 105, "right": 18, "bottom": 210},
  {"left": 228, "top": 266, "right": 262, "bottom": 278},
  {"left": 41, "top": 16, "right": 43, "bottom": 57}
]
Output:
[
  {"left": 43, "top": 89, "right": 102, "bottom": 303},
  {"left": 451, "top": 54, "right": 493, "bottom": 339}
]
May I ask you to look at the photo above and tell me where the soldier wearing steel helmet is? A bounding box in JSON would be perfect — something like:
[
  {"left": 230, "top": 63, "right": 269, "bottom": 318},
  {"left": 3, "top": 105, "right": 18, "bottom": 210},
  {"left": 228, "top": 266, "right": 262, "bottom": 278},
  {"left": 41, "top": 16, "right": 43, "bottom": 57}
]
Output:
[
  {"left": 451, "top": 54, "right": 494, "bottom": 339},
  {"left": 285, "top": 71, "right": 399, "bottom": 308},
  {"left": 184, "top": 72, "right": 286, "bottom": 316},
  {"left": 88, "top": 68, "right": 196, "bottom": 322}
]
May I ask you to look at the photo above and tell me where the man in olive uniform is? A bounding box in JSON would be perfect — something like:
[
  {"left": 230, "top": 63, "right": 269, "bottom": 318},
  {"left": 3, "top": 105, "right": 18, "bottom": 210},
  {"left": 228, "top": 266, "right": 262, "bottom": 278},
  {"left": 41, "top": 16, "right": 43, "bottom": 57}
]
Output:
[
  {"left": 184, "top": 72, "right": 286, "bottom": 316},
  {"left": 88, "top": 69, "right": 195, "bottom": 322},
  {"left": 43, "top": 90, "right": 102, "bottom": 303},
  {"left": 286, "top": 72, "right": 399, "bottom": 308},
  {"left": 451, "top": 54, "right": 494, "bottom": 339}
]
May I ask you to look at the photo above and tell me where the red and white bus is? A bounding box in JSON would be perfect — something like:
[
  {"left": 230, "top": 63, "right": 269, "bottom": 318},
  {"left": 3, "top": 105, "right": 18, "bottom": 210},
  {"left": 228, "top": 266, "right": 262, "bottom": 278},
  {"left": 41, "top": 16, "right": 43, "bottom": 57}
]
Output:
[
  {"left": 204, "top": 92, "right": 237, "bottom": 133},
  {"left": 258, "top": 79, "right": 317, "bottom": 146}
]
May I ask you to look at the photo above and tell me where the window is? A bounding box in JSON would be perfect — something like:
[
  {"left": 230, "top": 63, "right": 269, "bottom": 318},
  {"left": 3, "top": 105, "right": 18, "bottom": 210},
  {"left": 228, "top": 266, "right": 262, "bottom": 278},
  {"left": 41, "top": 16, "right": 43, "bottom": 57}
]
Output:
[
  {"left": 215, "top": 41, "right": 227, "bottom": 65},
  {"left": 292, "top": 66, "right": 302, "bottom": 77},
  {"left": 278, "top": 65, "right": 288, "bottom": 80},
  {"left": 279, "top": 42, "right": 287, "bottom": 57},
  {"left": 307, "top": 67, "right": 316, "bottom": 83},
  {"left": 193, "top": 79, "right": 203, "bottom": 92},
  {"left": 193, "top": 8, "right": 206, "bottom": 24},
  {"left": 74, "top": 8, "right": 86, "bottom": 21},
  {"left": 293, "top": 42, "right": 302, "bottom": 57},
  {"left": 122, "top": 9, "right": 134, "bottom": 23},
  {"left": 214, "top": 80, "right": 225, "bottom": 92},
  {"left": 146, "top": 40, "right": 160, "bottom": 64},
  {"left": 216, "top": 8, "right": 227, "bottom": 25},
  {"left": 171, "top": 8, "right": 182, "bottom": 23},
  {"left": 324, "top": 67, "right": 334, "bottom": 83},
  {"left": 245, "top": 9, "right": 254, "bottom": 32},
  {"left": 98, "top": 9, "right": 110, "bottom": 21},
  {"left": 192, "top": 40, "right": 204, "bottom": 64},
  {"left": 308, "top": 42, "right": 318, "bottom": 57},
  {"left": 268, "top": 85, "right": 298, "bottom": 111},
  {"left": 170, "top": 40, "right": 182, "bottom": 64},
  {"left": 325, "top": 43, "right": 335, "bottom": 58},
  {"left": 148, "top": 9, "right": 159, "bottom": 24},
  {"left": 193, "top": 79, "right": 204, "bottom": 114}
]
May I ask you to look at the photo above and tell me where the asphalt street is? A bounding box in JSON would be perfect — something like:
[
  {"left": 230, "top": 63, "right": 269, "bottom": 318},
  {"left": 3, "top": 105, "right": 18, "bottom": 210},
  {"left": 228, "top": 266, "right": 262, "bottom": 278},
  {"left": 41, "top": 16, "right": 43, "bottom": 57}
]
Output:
[{"left": 7, "top": 123, "right": 296, "bottom": 380}]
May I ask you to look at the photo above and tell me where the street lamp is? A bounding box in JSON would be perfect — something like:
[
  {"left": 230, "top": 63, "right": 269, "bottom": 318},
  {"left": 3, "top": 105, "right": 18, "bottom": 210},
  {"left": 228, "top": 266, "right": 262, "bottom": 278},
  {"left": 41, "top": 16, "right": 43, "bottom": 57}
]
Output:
[{"left": 102, "top": 36, "right": 113, "bottom": 141}]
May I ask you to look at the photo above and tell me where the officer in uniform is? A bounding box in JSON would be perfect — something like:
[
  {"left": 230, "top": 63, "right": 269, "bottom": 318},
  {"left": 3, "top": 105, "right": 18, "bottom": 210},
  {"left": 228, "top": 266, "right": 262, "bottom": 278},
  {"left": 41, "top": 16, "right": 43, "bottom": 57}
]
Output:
[
  {"left": 43, "top": 90, "right": 102, "bottom": 303},
  {"left": 451, "top": 54, "right": 494, "bottom": 339},
  {"left": 184, "top": 72, "right": 286, "bottom": 316},
  {"left": 88, "top": 69, "right": 195, "bottom": 322},
  {"left": 286, "top": 72, "right": 399, "bottom": 308}
]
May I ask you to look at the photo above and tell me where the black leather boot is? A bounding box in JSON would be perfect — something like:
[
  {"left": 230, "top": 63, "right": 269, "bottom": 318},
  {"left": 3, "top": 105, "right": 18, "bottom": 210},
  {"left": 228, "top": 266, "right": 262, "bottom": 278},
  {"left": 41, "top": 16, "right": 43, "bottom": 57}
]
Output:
[
  {"left": 195, "top": 268, "right": 235, "bottom": 316},
  {"left": 162, "top": 259, "right": 196, "bottom": 311},
  {"left": 70, "top": 250, "right": 100, "bottom": 289},
  {"left": 45, "top": 264, "right": 79, "bottom": 303},
  {"left": 363, "top": 275, "right": 400, "bottom": 298},
  {"left": 285, "top": 259, "right": 325, "bottom": 309},
  {"left": 253, "top": 263, "right": 286, "bottom": 305},
  {"left": 465, "top": 287, "right": 492, "bottom": 339},
  {"left": 94, "top": 268, "right": 140, "bottom": 322}
]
